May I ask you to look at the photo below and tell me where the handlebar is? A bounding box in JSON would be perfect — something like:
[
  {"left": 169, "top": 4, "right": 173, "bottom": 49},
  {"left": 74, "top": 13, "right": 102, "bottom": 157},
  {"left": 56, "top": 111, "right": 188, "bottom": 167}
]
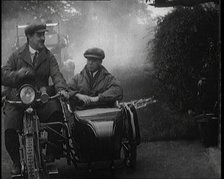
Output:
[
  {"left": 3, "top": 93, "right": 61, "bottom": 105},
  {"left": 37, "top": 93, "right": 61, "bottom": 102}
]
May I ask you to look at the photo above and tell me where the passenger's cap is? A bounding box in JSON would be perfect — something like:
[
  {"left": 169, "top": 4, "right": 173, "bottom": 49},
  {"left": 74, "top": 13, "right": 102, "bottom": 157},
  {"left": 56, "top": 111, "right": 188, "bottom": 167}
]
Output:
[{"left": 84, "top": 48, "right": 105, "bottom": 60}]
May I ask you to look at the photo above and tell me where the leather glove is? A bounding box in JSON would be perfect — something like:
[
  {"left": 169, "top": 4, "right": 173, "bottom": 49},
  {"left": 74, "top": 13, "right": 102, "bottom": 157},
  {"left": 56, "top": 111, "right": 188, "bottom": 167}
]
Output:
[{"left": 59, "top": 90, "right": 70, "bottom": 101}]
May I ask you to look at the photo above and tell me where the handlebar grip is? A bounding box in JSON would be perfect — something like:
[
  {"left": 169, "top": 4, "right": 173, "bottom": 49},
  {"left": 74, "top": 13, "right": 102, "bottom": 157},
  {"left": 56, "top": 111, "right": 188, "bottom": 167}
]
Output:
[{"left": 40, "top": 92, "right": 50, "bottom": 103}]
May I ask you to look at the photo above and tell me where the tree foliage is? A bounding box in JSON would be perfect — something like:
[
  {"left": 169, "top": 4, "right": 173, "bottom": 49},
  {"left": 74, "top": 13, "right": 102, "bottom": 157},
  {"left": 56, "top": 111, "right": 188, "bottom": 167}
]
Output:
[
  {"left": 2, "top": 1, "right": 79, "bottom": 21},
  {"left": 149, "top": 4, "right": 220, "bottom": 112}
]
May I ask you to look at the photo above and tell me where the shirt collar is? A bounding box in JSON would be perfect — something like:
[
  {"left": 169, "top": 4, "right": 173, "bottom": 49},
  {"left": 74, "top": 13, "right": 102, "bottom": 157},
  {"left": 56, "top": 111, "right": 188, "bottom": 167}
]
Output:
[
  {"left": 92, "top": 70, "right": 98, "bottom": 77},
  {"left": 29, "top": 45, "right": 38, "bottom": 54}
]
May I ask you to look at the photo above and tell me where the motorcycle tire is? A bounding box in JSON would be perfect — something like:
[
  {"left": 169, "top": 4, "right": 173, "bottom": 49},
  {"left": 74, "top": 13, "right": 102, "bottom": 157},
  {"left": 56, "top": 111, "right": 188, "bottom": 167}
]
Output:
[
  {"left": 25, "top": 135, "right": 49, "bottom": 179},
  {"left": 35, "top": 146, "right": 50, "bottom": 179},
  {"left": 126, "top": 106, "right": 137, "bottom": 169},
  {"left": 25, "top": 135, "right": 37, "bottom": 179},
  {"left": 120, "top": 142, "right": 129, "bottom": 162},
  {"left": 121, "top": 139, "right": 137, "bottom": 169},
  {"left": 125, "top": 142, "right": 137, "bottom": 169}
]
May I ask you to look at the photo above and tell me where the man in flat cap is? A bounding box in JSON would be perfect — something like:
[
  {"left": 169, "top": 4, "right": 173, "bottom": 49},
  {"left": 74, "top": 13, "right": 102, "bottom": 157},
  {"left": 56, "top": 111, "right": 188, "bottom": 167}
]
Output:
[
  {"left": 2, "top": 21, "right": 69, "bottom": 175},
  {"left": 68, "top": 47, "right": 123, "bottom": 109}
]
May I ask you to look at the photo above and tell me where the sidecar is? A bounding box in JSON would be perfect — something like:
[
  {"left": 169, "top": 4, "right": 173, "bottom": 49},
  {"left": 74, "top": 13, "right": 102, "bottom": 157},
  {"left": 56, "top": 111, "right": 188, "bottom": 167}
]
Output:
[{"left": 70, "top": 105, "right": 141, "bottom": 170}]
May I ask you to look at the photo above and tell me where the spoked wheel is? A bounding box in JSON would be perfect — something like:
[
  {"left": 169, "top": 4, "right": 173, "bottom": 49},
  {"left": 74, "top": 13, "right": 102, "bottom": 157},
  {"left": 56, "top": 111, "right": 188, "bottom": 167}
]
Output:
[
  {"left": 25, "top": 136, "right": 37, "bottom": 179},
  {"left": 121, "top": 105, "right": 139, "bottom": 169},
  {"left": 121, "top": 140, "right": 137, "bottom": 169},
  {"left": 36, "top": 151, "right": 50, "bottom": 179},
  {"left": 25, "top": 135, "right": 49, "bottom": 179}
]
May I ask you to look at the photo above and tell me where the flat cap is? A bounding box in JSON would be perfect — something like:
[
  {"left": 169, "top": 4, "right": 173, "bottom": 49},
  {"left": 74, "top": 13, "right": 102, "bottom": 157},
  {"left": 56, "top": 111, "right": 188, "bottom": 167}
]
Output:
[
  {"left": 25, "top": 22, "right": 48, "bottom": 36},
  {"left": 84, "top": 47, "right": 105, "bottom": 60}
]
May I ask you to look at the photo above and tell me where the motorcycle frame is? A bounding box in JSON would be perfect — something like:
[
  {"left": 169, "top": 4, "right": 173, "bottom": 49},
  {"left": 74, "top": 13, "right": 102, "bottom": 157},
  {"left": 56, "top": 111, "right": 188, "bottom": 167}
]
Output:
[
  {"left": 15, "top": 96, "right": 75, "bottom": 178},
  {"left": 12, "top": 97, "right": 138, "bottom": 176}
]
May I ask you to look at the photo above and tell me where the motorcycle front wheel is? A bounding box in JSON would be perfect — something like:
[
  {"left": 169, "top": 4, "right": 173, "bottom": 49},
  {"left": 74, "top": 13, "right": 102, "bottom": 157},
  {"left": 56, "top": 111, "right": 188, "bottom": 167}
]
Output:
[{"left": 25, "top": 135, "right": 49, "bottom": 179}]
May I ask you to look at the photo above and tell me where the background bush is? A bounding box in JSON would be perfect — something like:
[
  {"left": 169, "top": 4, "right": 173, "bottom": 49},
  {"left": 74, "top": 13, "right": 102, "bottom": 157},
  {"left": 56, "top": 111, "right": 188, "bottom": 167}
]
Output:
[
  {"left": 149, "top": 5, "right": 220, "bottom": 113},
  {"left": 114, "top": 4, "right": 220, "bottom": 141}
]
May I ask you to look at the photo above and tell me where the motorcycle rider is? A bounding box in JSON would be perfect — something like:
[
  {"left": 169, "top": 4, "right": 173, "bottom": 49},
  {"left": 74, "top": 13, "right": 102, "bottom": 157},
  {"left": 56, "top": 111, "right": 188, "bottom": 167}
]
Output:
[
  {"left": 1, "top": 21, "right": 69, "bottom": 175},
  {"left": 68, "top": 47, "right": 123, "bottom": 109}
]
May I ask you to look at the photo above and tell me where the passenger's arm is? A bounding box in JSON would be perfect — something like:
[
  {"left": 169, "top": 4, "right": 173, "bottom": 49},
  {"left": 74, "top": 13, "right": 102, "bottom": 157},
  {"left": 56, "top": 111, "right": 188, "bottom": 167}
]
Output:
[{"left": 98, "top": 76, "right": 123, "bottom": 103}]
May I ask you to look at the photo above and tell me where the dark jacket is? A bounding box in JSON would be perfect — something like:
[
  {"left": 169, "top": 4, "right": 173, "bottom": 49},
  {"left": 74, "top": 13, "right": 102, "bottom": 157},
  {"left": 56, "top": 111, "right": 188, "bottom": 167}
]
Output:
[
  {"left": 2, "top": 43, "right": 68, "bottom": 100},
  {"left": 68, "top": 65, "right": 123, "bottom": 108},
  {"left": 2, "top": 43, "right": 68, "bottom": 130}
]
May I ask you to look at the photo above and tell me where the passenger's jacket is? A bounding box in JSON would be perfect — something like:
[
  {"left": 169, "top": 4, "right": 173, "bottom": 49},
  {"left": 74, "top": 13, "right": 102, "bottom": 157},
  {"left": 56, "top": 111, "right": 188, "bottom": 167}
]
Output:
[
  {"left": 68, "top": 65, "right": 123, "bottom": 105},
  {"left": 2, "top": 43, "right": 68, "bottom": 100}
]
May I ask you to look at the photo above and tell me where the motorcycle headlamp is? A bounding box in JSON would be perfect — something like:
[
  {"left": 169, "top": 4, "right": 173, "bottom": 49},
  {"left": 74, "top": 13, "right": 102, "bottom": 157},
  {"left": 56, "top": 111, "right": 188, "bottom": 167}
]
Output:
[{"left": 19, "top": 85, "right": 36, "bottom": 104}]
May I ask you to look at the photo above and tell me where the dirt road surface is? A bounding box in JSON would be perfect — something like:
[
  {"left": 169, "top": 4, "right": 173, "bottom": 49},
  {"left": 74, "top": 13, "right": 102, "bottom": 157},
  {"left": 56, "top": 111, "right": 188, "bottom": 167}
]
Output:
[{"left": 1, "top": 135, "right": 220, "bottom": 179}]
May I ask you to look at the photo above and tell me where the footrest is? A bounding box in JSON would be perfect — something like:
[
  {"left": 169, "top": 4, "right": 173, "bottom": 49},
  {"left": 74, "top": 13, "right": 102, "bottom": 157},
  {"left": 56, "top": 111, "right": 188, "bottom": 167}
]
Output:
[{"left": 47, "top": 164, "right": 59, "bottom": 175}]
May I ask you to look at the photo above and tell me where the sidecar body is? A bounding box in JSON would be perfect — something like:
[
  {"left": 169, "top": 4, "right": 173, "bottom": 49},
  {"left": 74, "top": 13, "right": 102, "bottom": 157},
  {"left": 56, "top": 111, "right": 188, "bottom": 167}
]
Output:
[
  {"left": 72, "top": 108, "right": 123, "bottom": 162},
  {"left": 70, "top": 106, "right": 140, "bottom": 168}
]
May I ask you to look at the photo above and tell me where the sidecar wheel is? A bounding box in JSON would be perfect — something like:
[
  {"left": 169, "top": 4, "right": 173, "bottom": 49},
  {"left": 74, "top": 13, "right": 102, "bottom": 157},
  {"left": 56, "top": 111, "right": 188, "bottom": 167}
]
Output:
[{"left": 125, "top": 143, "right": 137, "bottom": 169}]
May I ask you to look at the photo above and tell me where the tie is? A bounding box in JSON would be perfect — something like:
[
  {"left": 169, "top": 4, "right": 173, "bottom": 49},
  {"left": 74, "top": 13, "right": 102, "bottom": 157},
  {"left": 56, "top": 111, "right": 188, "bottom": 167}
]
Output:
[
  {"left": 32, "top": 52, "right": 38, "bottom": 67},
  {"left": 88, "top": 72, "right": 94, "bottom": 88}
]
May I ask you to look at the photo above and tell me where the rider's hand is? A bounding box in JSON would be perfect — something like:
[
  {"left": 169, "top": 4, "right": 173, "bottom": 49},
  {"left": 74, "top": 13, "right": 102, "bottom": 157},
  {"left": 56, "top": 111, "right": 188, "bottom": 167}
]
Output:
[
  {"left": 75, "top": 93, "right": 92, "bottom": 105},
  {"left": 90, "top": 96, "right": 99, "bottom": 103},
  {"left": 16, "top": 67, "right": 34, "bottom": 80},
  {"left": 59, "top": 90, "right": 70, "bottom": 101}
]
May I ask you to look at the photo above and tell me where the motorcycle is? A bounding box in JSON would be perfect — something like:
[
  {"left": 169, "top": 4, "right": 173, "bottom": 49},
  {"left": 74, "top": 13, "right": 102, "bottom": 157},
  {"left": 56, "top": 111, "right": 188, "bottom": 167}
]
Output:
[
  {"left": 2, "top": 84, "right": 141, "bottom": 178},
  {"left": 2, "top": 84, "right": 75, "bottom": 179}
]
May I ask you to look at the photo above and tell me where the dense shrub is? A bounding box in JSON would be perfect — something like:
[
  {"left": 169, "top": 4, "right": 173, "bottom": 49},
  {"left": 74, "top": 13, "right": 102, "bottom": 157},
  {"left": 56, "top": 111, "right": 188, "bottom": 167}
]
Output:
[{"left": 149, "top": 5, "right": 220, "bottom": 113}]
